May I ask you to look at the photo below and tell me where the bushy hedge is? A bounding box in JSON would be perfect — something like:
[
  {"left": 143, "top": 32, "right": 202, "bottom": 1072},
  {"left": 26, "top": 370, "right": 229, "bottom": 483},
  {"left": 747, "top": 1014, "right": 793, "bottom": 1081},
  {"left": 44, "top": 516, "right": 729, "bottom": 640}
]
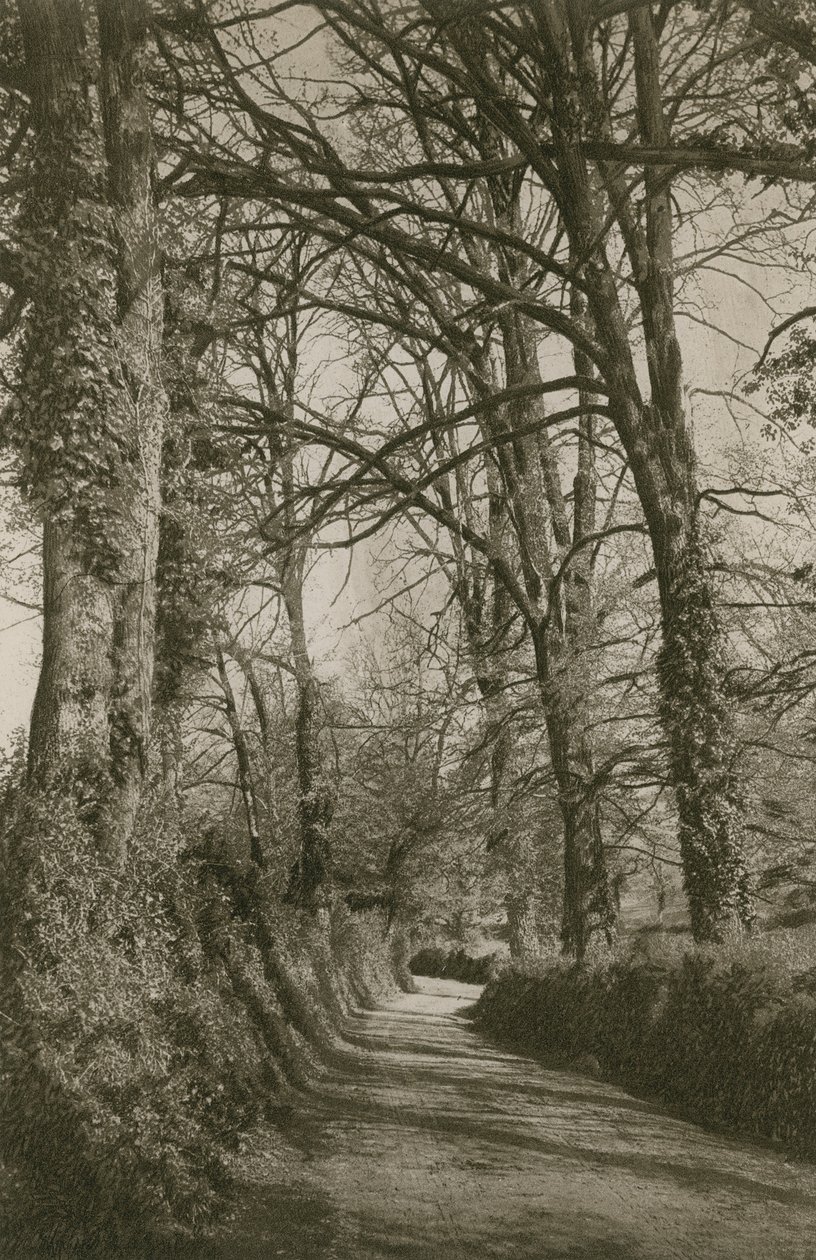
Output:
[
  {"left": 0, "top": 801, "right": 247, "bottom": 1254},
  {"left": 0, "top": 789, "right": 407, "bottom": 1257},
  {"left": 410, "top": 946, "right": 500, "bottom": 984},
  {"left": 476, "top": 937, "right": 816, "bottom": 1158},
  {"left": 333, "top": 904, "right": 413, "bottom": 1004}
]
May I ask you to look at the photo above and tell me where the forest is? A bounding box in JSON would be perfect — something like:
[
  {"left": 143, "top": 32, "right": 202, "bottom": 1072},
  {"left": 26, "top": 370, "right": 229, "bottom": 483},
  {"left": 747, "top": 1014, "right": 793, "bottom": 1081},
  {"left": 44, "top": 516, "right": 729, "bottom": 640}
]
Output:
[{"left": 1, "top": 0, "right": 816, "bottom": 1255}]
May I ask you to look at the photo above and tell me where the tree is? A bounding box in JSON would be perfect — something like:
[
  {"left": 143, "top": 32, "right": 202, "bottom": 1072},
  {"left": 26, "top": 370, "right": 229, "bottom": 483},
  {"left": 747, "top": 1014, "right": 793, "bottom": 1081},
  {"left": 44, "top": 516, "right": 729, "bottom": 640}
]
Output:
[
  {"left": 12, "top": 0, "right": 166, "bottom": 860},
  {"left": 150, "top": 0, "right": 759, "bottom": 938},
  {"left": 412, "top": 0, "right": 755, "bottom": 937}
]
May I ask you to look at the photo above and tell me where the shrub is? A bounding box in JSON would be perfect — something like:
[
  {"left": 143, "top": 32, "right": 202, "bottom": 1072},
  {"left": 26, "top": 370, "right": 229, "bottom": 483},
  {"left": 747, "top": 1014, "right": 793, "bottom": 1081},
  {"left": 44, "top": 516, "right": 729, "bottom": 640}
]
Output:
[
  {"left": 410, "top": 946, "right": 500, "bottom": 985},
  {"left": 475, "top": 936, "right": 816, "bottom": 1159},
  {"left": 0, "top": 795, "right": 274, "bottom": 1255},
  {"left": 332, "top": 904, "right": 412, "bottom": 1005},
  {"left": 0, "top": 772, "right": 411, "bottom": 1255}
]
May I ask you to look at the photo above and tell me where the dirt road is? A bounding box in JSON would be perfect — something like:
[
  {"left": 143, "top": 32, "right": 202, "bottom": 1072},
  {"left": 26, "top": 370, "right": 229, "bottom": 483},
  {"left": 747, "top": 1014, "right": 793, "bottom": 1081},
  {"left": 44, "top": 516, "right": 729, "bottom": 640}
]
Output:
[{"left": 203, "top": 977, "right": 816, "bottom": 1259}]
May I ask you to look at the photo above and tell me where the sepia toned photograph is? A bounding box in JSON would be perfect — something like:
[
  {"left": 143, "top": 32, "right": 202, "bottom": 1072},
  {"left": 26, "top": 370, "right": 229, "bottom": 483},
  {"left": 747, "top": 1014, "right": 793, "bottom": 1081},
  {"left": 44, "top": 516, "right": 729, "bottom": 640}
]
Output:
[{"left": 0, "top": 0, "right": 815, "bottom": 1255}]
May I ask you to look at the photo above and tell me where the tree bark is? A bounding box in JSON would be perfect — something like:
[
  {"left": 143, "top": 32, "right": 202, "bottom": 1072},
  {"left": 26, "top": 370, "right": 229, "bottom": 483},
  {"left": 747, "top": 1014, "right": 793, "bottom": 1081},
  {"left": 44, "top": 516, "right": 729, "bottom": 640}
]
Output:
[
  {"left": 555, "top": 264, "right": 616, "bottom": 957},
  {"left": 256, "top": 302, "right": 336, "bottom": 910},
  {"left": 630, "top": 4, "right": 752, "bottom": 938},
  {"left": 505, "top": 889, "right": 548, "bottom": 962},
  {"left": 215, "top": 645, "right": 264, "bottom": 868},
  {"left": 454, "top": 466, "right": 561, "bottom": 959},
  {"left": 20, "top": 0, "right": 165, "bottom": 860},
  {"left": 235, "top": 648, "right": 281, "bottom": 842},
  {"left": 280, "top": 555, "right": 335, "bottom": 907},
  {"left": 480, "top": 313, "right": 615, "bottom": 960},
  {"left": 527, "top": 0, "right": 753, "bottom": 940}
]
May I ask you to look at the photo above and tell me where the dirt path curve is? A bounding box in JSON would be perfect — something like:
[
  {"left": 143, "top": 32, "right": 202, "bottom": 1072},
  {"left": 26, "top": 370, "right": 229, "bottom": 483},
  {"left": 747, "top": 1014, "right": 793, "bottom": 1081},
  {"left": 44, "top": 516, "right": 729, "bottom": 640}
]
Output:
[{"left": 204, "top": 977, "right": 816, "bottom": 1259}]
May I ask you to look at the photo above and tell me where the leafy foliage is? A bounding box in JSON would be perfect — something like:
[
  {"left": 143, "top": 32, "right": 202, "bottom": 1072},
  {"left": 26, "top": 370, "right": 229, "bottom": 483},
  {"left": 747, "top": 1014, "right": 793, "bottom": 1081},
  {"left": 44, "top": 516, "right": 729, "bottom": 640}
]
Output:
[
  {"left": 477, "top": 935, "right": 816, "bottom": 1157},
  {"left": 409, "top": 946, "right": 500, "bottom": 985},
  {"left": 0, "top": 765, "right": 406, "bottom": 1256}
]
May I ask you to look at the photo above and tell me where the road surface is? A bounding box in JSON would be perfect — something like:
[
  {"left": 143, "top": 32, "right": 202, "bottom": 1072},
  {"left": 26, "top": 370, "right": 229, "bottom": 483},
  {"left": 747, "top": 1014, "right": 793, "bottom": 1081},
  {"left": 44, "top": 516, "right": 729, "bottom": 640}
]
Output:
[{"left": 201, "top": 976, "right": 816, "bottom": 1259}]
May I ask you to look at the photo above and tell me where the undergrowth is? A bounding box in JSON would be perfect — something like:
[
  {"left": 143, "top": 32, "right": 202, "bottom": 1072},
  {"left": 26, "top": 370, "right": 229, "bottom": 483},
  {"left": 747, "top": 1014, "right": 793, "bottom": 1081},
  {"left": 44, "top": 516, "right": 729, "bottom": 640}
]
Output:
[
  {"left": 0, "top": 782, "right": 406, "bottom": 1257},
  {"left": 410, "top": 946, "right": 500, "bottom": 985},
  {"left": 476, "top": 934, "right": 816, "bottom": 1159}
]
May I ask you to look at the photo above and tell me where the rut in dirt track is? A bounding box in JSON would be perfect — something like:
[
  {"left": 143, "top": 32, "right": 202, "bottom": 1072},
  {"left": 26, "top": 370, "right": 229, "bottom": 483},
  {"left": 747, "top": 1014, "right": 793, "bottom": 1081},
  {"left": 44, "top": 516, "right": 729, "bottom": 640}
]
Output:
[{"left": 201, "top": 976, "right": 816, "bottom": 1259}]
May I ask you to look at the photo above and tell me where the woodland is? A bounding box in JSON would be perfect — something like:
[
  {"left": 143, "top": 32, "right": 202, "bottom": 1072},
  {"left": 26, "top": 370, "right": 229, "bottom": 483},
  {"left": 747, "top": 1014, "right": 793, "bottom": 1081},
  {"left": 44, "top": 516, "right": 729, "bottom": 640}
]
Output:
[{"left": 1, "top": 0, "right": 816, "bottom": 1254}]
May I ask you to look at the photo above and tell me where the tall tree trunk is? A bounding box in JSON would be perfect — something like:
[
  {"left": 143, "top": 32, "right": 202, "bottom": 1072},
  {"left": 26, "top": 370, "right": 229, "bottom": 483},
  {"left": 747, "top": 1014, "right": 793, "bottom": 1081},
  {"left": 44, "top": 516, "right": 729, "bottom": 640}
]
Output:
[
  {"left": 234, "top": 648, "right": 281, "bottom": 843},
  {"left": 480, "top": 310, "right": 615, "bottom": 959},
  {"left": 460, "top": 499, "right": 553, "bottom": 962},
  {"left": 460, "top": 132, "right": 616, "bottom": 956},
  {"left": 20, "top": 0, "right": 165, "bottom": 861},
  {"left": 552, "top": 269, "right": 616, "bottom": 957},
  {"left": 527, "top": 0, "right": 753, "bottom": 940},
  {"left": 281, "top": 556, "right": 335, "bottom": 907},
  {"left": 251, "top": 291, "right": 335, "bottom": 910},
  {"left": 391, "top": 228, "right": 603, "bottom": 955},
  {"left": 628, "top": 5, "right": 752, "bottom": 938},
  {"left": 539, "top": 632, "right": 612, "bottom": 959},
  {"left": 457, "top": 458, "right": 547, "bottom": 960},
  {"left": 215, "top": 645, "right": 264, "bottom": 868},
  {"left": 545, "top": 423, "right": 615, "bottom": 957}
]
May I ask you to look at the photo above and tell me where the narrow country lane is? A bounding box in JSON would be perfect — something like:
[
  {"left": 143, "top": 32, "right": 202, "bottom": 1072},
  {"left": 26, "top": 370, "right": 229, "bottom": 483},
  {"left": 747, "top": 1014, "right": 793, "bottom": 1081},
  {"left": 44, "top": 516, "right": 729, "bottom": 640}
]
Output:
[{"left": 200, "top": 978, "right": 816, "bottom": 1259}]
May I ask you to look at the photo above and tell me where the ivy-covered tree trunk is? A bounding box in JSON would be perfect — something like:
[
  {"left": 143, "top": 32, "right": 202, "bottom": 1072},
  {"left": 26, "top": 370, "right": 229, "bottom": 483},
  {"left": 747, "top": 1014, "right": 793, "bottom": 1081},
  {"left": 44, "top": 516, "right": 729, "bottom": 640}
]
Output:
[
  {"left": 600, "top": 335, "right": 753, "bottom": 940},
  {"left": 654, "top": 524, "right": 753, "bottom": 938},
  {"left": 19, "top": 0, "right": 165, "bottom": 861},
  {"left": 525, "top": 0, "right": 753, "bottom": 941},
  {"left": 630, "top": 4, "right": 751, "bottom": 939}
]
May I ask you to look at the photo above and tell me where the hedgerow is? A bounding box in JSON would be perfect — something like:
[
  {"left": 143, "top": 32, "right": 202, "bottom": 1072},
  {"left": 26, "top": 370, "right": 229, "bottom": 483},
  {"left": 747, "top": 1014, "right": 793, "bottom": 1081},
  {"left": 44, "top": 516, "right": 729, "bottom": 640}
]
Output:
[
  {"left": 475, "top": 936, "right": 816, "bottom": 1158},
  {"left": 0, "top": 784, "right": 407, "bottom": 1257},
  {"left": 410, "top": 946, "right": 500, "bottom": 985}
]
